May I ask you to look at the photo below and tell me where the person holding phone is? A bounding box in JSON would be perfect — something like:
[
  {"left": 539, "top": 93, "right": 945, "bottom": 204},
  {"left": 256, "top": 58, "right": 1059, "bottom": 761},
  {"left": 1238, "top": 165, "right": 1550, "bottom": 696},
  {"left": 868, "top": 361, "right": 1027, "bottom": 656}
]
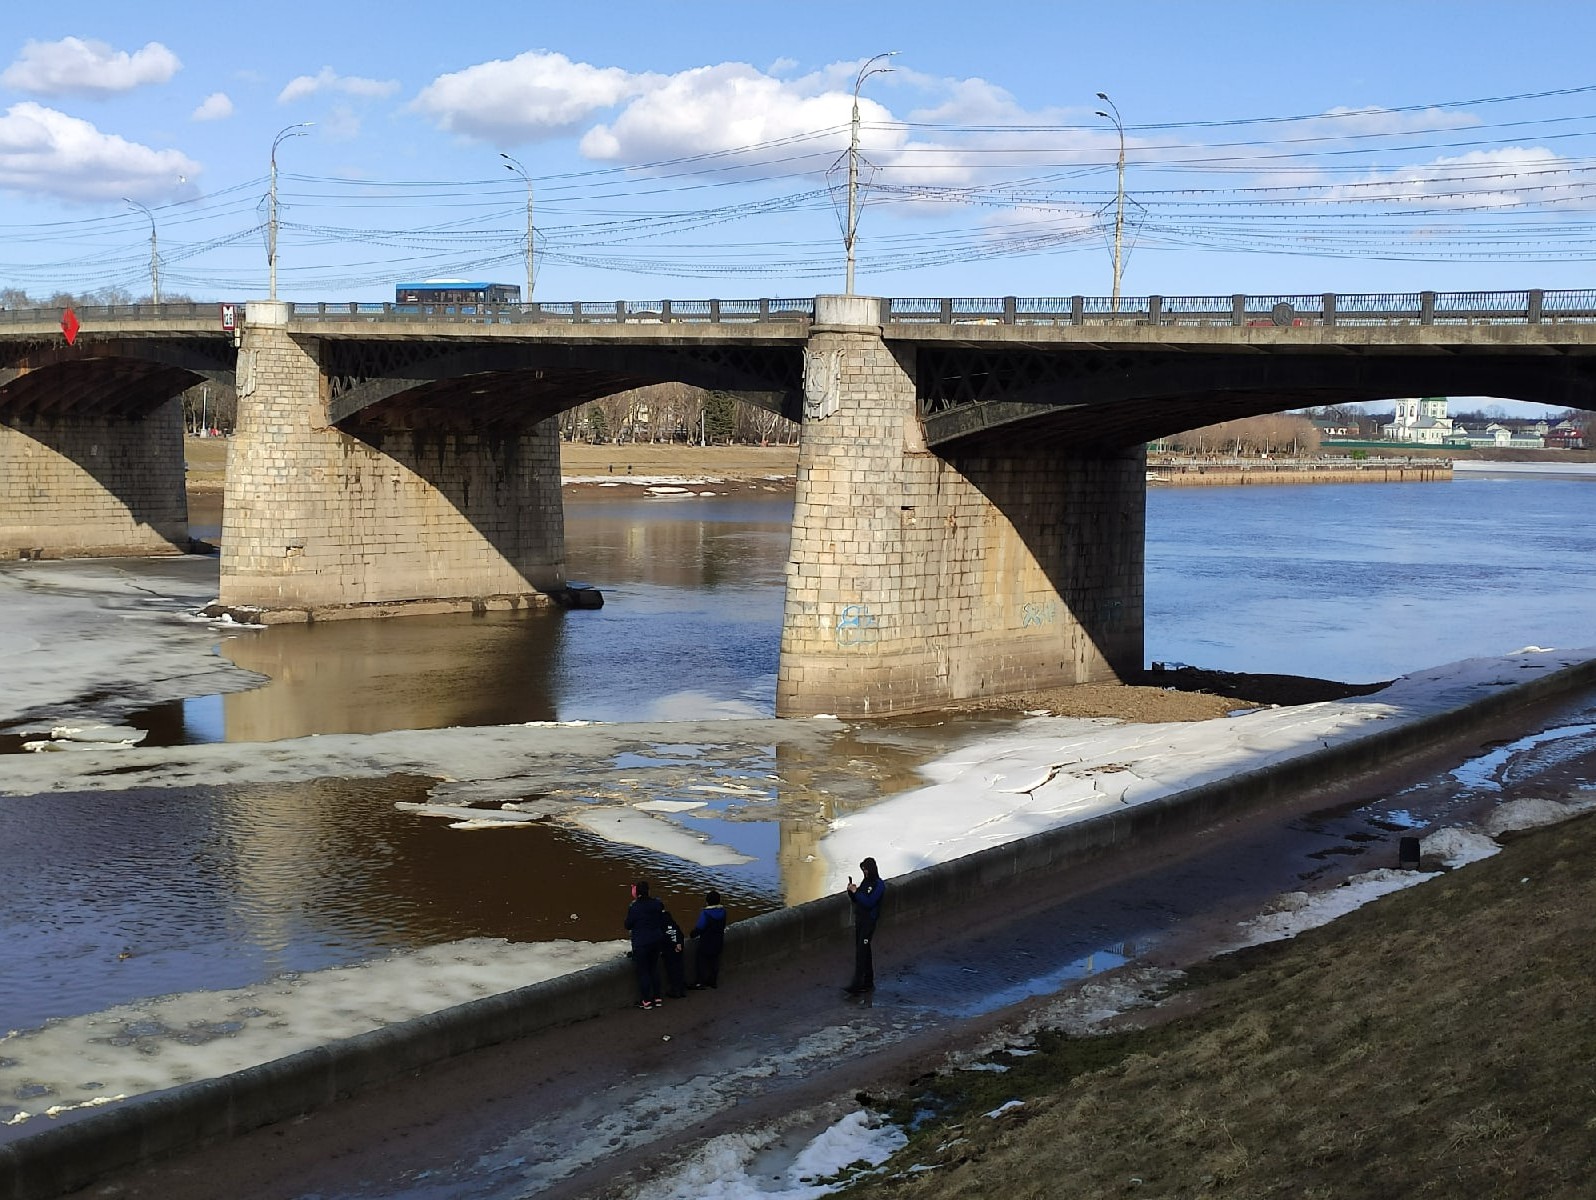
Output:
[{"left": 844, "top": 857, "right": 886, "bottom": 996}]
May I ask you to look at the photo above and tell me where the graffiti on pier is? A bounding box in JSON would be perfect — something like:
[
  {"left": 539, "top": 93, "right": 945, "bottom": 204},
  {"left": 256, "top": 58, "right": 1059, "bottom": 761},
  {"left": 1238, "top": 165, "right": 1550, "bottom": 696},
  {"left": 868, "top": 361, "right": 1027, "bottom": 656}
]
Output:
[
  {"left": 835, "top": 604, "right": 880, "bottom": 647},
  {"left": 1022, "top": 599, "right": 1058, "bottom": 627}
]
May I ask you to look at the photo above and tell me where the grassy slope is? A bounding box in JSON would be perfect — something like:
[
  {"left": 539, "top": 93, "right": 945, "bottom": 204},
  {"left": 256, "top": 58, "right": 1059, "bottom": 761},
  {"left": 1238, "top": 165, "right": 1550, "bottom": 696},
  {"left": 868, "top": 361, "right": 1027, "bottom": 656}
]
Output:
[{"left": 855, "top": 811, "right": 1596, "bottom": 1200}]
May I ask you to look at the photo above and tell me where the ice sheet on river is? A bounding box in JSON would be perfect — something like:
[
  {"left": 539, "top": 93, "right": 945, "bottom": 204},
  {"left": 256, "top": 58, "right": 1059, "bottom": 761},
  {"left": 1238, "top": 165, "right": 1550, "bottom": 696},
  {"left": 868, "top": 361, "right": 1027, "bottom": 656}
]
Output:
[
  {"left": 0, "top": 937, "right": 624, "bottom": 1133},
  {"left": 818, "top": 645, "right": 1596, "bottom": 891}
]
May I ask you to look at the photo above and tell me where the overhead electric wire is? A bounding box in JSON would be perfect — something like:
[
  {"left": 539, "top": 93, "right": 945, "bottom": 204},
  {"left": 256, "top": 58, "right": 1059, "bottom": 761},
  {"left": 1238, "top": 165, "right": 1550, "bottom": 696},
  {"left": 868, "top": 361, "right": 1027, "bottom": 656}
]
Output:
[{"left": 6, "top": 82, "right": 1596, "bottom": 296}]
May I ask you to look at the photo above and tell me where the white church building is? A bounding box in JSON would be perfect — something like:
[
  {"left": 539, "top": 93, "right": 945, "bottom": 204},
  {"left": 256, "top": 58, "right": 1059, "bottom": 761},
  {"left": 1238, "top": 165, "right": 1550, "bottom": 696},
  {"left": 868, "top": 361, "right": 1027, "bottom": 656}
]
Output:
[{"left": 1383, "top": 396, "right": 1458, "bottom": 445}]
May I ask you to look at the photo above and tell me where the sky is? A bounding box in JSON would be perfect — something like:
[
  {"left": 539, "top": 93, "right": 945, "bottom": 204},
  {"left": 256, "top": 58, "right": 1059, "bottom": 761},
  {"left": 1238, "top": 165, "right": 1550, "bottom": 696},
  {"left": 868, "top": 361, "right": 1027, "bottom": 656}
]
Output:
[{"left": 2, "top": 0, "right": 1595, "bottom": 314}]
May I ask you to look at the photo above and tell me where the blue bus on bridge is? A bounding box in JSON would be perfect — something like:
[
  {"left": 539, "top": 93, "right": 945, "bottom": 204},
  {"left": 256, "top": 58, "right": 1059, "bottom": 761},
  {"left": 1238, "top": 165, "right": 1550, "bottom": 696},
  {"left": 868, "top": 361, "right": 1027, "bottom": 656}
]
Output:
[{"left": 394, "top": 280, "right": 521, "bottom": 310}]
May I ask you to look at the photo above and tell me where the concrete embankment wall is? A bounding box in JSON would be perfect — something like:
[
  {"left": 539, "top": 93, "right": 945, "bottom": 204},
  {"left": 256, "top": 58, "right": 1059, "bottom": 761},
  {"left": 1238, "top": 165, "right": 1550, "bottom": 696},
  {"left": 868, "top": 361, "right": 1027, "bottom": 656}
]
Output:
[
  {"left": 7, "top": 653, "right": 1596, "bottom": 1200},
  {"left": 1152, "top": 461, "right": 1450, "bottom": 487}
]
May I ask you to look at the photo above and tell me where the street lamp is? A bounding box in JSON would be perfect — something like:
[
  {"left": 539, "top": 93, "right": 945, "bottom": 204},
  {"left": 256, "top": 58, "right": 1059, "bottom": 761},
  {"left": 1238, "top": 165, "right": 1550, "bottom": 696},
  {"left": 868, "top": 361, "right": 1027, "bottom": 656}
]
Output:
[
  {"left": 1094, "top": 92, "right": 1126, "bottom": 311},
  {"left": 500, "top": 152, "right": 535, "bottom": 302},
  {"left": 122, "top": 197, "right": 159, "bottom": 305},
  {"left": 268, "top": 122, "right": 313, "bottom": 301},
  {"left": 845, "top": 50, "right": 898, "bottom": 295}
]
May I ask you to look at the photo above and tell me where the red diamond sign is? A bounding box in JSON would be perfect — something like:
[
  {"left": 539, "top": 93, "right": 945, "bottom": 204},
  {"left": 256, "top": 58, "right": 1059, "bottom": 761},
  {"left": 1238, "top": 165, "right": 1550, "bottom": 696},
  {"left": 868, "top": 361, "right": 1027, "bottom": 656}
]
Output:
[{"left": 61, "top": 307, "right": 79, "bottom": 345}]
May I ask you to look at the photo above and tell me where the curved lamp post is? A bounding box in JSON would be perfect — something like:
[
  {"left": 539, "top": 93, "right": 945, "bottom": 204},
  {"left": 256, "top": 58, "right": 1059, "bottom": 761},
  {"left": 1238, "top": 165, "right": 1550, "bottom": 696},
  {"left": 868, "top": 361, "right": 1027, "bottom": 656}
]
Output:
[
  {"left": 268, "top": 122, "right": 313, "bottom": 301},
  {"left": 845, "top": 51, "right": 898, "bottom": 295},
  {"left": 1094, "top": 92, "right": 1126, "bottom": 311},
  {"left": 122, "top": 197, "right": 159, "bottom": 304},
  {"left": 500, "top": 152, "right": 535, "bottom": 302}
]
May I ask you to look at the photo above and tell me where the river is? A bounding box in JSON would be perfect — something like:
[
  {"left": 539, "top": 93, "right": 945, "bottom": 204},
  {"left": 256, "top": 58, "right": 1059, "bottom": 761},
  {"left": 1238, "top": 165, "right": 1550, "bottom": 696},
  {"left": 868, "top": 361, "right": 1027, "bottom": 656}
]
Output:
[{"left": 2, "top": 467, "right": 1594, "bottom": 1078}]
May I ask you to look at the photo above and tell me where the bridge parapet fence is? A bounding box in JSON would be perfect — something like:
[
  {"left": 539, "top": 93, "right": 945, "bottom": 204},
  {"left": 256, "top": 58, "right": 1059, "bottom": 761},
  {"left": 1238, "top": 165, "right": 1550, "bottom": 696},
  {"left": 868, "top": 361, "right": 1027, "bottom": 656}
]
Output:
[
  {"left": 281, "top": 298, "right": 820, "bottom": 325},
  {"left": 4, "top": 291, "right": 1596, "bottom": 332},
  {"left": 0, "top": 301, "right": 235, "bottom": 326},
  {"left": 885, "top": 289, "right": 1596, "bottom": 328}
]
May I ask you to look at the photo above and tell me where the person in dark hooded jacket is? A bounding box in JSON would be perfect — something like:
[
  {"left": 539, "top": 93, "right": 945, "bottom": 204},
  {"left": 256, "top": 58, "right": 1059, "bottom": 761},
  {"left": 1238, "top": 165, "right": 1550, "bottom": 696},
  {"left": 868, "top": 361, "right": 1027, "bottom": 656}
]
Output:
[
  {"left": 660, "top": 907, "right": 688, "bottom": 998},
  {"left": 624, "top": 880, "right": 666, "bottom": 1009},
  {"left": 845, "top": 857, "right": 886, "bottom": 995}
]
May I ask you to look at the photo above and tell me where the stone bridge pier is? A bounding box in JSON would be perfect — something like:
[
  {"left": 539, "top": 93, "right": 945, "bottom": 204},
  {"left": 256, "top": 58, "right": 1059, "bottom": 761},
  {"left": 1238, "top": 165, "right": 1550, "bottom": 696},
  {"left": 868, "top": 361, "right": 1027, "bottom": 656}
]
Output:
[
  {"left": 0, "top": 401, "right": 188, "bottom": 559},
  {"left": 776, "top": 296, "right": 1144, "bottom": 718},
  {"left": 217, "top": 302, "right": 565, "bottom": 620}
]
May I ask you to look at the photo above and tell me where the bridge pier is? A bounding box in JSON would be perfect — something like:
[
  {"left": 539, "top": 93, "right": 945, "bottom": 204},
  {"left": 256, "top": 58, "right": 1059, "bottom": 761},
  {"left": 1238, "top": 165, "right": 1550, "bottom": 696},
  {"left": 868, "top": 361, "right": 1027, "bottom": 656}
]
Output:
[
  {"left": 0, "top": 402, "right": 188, "bottom": 559},
  {"left": 776, "top": 297, "right": 1144, "bottom": 718},
  {"left": 217, "top": 302, "right": 566, "bottom": 620}
]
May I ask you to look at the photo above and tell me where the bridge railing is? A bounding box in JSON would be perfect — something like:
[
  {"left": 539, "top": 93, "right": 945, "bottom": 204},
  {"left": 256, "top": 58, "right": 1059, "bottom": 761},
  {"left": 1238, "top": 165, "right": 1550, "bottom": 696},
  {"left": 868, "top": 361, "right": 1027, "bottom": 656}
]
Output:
[
  {"left": 284, "top": 298, "right": 819, "bottom": 324},
  {"left": 5, "top": 290, "right": 1596, "bottom": 330},
  {"left": 883, "top": 290, "right": 1596, "bottom": 327},
  {"left": 0, "top": 301, "right": 234, "bottom": 326}
]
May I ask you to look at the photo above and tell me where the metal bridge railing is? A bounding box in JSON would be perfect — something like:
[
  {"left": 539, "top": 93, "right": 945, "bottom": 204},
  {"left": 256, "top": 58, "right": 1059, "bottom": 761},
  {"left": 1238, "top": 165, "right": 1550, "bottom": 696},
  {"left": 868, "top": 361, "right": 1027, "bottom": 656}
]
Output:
[{"left": 5, "top": 290, "right": 1596, "bottom": 329}]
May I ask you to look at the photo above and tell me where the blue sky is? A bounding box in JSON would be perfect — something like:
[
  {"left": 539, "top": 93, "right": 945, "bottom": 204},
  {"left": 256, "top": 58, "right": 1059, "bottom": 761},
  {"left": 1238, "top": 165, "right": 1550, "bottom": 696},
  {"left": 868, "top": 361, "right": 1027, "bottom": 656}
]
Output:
[{"left": 2, "top": 0, "right": 1594, "bottom": 326}]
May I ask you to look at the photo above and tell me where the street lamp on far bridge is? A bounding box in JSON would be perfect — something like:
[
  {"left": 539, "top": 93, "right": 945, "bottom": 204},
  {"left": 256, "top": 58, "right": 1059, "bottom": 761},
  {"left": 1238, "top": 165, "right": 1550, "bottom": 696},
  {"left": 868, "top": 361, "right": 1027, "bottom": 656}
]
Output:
[
  {"left": 500, "top": 152, "right": 535, "bottom": 302},
  {"left": 1094, "top": 92, "right": 1126, "bottom": 311},
  {"left": 845, "top": 50, "right": 898, "bottom": 296},
  {"left": 268, "top": 122, "right": 313, "bottom": 302},
  {"left": 122, "top": 198, "right": 159, "bottom": 305}
]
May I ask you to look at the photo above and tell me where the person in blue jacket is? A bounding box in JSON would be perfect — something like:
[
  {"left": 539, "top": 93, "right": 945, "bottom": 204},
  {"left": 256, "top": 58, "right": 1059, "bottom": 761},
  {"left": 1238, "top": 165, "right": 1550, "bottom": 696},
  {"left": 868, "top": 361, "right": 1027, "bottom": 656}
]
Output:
[
  {"left": 688, "top": 890, "right": 728, "bottom": 989},
  {"left": 845, "top": 857, "right": 886, "bottom": 995},
  {"left": 624, "top": 880, "right": 667, "bottom": 1009}
]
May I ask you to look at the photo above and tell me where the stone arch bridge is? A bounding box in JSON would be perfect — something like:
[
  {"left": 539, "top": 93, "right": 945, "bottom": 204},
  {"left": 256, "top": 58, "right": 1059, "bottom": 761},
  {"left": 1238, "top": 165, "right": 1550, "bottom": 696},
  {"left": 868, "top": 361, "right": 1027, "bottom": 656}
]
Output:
[{"left": 1, "top": 290, "right": 1592, "bottom": 716}]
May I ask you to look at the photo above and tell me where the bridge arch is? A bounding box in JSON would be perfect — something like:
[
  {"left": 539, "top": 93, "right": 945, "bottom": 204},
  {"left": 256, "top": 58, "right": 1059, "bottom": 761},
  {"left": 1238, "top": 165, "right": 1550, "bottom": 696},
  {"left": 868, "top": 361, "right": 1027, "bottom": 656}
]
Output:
[
  {"left": 321, "top": 339, "right": 804, "bottom": 428},
  {"left": 0, "top": 337, "right": 234, "bottom": 420},
  {"left": 915, "top": 345, "right": 1596, "bottom": 451},
  {"left": 0, "top": 338, "right": 225, "bottom": 557}
]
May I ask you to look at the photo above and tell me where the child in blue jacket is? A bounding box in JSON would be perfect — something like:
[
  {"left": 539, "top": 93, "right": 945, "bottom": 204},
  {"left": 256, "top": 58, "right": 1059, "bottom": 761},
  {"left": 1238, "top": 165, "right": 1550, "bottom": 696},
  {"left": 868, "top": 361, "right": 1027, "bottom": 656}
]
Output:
[{"left": 689, "top": 890, "right": 728, "bottom": 989}]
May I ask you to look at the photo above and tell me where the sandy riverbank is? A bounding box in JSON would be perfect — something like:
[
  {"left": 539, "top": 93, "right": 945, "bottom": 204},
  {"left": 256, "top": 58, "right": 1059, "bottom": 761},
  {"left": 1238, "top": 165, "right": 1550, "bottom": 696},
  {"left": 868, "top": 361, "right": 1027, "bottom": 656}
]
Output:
[{"left": 183, "top": 438, "right": 799, "bottom": 495}]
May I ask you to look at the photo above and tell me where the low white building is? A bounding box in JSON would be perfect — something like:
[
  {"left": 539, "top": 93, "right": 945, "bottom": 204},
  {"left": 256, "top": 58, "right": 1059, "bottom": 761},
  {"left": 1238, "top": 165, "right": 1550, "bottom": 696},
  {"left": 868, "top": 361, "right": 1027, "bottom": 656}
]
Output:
[{"left": 1383, "top": 397, "right": 1458, "bottom": 445}]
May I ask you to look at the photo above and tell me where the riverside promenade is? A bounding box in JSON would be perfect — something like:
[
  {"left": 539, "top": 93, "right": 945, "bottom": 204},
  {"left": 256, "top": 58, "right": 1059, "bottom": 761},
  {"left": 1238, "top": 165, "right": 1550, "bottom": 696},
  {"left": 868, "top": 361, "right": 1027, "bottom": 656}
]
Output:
[
  {"left": 8, "top": 647, "right": 1596, "bottom": 1200},
  {"left": 1147, "top": 455, "right": 1450, "bottom": 486}
]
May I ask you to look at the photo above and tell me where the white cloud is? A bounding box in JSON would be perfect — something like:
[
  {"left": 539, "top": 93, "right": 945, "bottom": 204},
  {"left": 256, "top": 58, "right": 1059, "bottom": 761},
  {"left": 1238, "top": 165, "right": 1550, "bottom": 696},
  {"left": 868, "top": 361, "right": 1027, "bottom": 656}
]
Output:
[
  {"left": 410, "top": 50, "right": 649, "bottom": 142},
  {"left": 0, "top": 102, "right": 199, "bottom": 203},
  {"left": 278, "top": 66, "right": 399, "bottom": 104},
  {"left": 320, "top": 103, "right": 362, "bottom": 142},
  {"left": 1321, "top": 146, "right": 1588, "bottom": 210},
  {"left": 2, "top": 37, "right": 180, "bottom": 98},
  {"left": 191, "top": 92, "right": 234, "bottom": 122},
  {"left": 580, "top": 62, "right": 868, "bottom": 162}
]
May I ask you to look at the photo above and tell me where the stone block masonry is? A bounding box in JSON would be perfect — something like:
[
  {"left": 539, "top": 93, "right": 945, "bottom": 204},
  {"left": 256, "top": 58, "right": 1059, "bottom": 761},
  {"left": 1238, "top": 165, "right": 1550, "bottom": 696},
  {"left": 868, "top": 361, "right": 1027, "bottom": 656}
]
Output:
[
  {"left": 777, "top": 299, "right": 1144, "bottom": 717},
  {"left": 0, "top": 401, "right": 188, "bottom": 559},
  {"left": 218, "top": 305, "right": 566, "bottom": 618}
]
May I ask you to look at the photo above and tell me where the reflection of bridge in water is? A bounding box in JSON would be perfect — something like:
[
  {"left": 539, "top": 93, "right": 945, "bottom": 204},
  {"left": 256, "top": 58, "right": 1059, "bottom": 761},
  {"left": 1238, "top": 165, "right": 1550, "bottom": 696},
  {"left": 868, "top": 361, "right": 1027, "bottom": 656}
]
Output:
[{"left": 3, "top": 290, "right": 1594, "bottom": 717}]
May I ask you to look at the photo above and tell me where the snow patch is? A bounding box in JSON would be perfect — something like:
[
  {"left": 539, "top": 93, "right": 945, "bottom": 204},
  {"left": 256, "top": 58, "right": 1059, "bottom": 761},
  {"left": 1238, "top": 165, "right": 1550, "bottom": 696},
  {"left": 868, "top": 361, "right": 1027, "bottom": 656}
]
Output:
[{"left": 650, "top": 1109, "right": 907, "bottom": 1200}]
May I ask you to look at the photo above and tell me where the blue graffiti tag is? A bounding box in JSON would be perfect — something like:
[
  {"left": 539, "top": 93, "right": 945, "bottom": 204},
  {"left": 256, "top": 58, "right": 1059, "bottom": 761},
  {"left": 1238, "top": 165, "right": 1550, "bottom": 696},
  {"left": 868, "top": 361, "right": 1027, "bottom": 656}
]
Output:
[
  {"left": 836, "top": 604, "right": 881, "bottom": 647},
  {"left": 1022, "top": 600, "right": 1058, "bottom": 627}
]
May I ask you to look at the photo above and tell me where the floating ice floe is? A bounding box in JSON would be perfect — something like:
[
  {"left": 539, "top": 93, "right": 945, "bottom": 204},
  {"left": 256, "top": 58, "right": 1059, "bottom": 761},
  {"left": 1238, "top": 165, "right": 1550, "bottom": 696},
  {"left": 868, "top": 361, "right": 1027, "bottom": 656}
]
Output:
[
  {"left": 561, "top": 804, "right": 753, "bottom": 866},
  {"left": 396, "top": 802, "right": 538, "bottom": 827},
  {"left": 24, "top": 722, "right": 148, "bottom": 752}
]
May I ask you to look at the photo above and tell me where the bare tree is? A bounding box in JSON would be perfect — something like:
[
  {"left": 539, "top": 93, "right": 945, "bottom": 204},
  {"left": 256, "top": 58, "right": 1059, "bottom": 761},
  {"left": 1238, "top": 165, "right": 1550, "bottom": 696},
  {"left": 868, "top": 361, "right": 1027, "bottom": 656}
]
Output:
[{"left": 1169, "top": 414, "right": 1321, "bottom": 457}]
